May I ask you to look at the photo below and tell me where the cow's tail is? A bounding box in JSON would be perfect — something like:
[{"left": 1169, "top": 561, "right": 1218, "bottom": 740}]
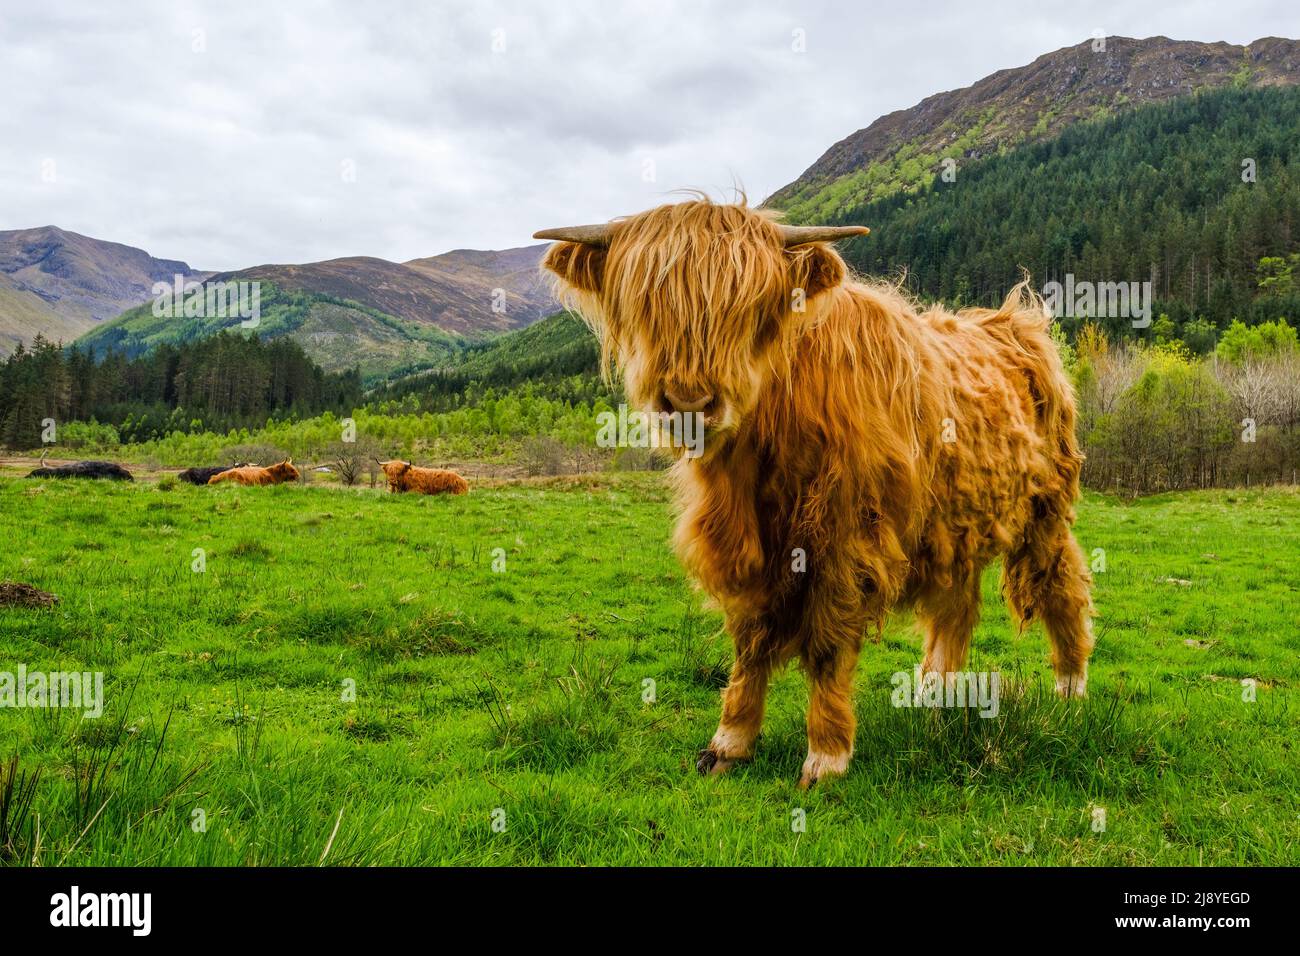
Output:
[{"left": 983, "top": 277, "right": 1084, "bottom": 503}]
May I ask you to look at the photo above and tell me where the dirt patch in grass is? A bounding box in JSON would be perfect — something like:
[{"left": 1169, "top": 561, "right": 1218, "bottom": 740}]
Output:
[{"left": 0, "top": 581, "right": 58, "bottom": 609}]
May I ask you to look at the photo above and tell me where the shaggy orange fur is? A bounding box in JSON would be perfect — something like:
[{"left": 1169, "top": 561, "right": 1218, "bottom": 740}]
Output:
[
  {"left": 378, "top": 460, "right": 469, "bottom": 496},
  {"left": 207, "top": 460, "right": 301, "bottom": 486},
  {"left": 542, "top": 199, "right": 1094, "bottom": 788}
]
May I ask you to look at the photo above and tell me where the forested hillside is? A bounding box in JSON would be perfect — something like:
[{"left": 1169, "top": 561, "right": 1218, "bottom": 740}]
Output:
[
  {"left": 369, "top": 312, "right": 613, "bottom": 412},
  {"left": 822, "top": 86, "right": 1300, "bottom": 339},
  {"left": 0, "top": 333, "right": 362, "bottom": 447},
  {"left": 767, "top": 36, "right": 1300, "bottom": 220}
]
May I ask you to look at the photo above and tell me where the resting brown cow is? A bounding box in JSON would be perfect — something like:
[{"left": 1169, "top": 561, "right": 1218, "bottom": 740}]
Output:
[
  {"left": 208, "top": 459, "right": 300, "bottom": 486},
  {"left": 377, "top": 460, "right": 468, "bottom": 496}
]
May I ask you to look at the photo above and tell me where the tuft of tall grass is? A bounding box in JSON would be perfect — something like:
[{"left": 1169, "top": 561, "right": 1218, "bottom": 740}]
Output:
[{"left": 0, "top": 754, "right": 40, "bottom": 863}]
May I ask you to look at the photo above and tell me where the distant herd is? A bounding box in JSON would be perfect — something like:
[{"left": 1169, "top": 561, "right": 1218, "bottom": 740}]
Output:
[{"left": 22, "top": 456, "right": 468, "bottom": 496}]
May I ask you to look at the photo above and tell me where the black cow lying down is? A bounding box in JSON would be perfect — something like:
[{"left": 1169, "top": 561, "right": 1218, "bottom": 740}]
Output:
[
  {"left": 177, "top": 466, "right": 229, "bottom": 485},
  {"left": 26, "top": 460, "right": 133, "bottom": 481},
  {"left": 177, "top": 463, "right": 251, "bottom": 485}
]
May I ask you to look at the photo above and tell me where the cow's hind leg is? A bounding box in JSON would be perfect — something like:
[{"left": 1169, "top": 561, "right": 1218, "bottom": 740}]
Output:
[
  {"left": 697, "top": 614, "right": 777, "bottom": 776},
  {"left": 1003, "top": 516, "right": 1094, "bottom": 697}
]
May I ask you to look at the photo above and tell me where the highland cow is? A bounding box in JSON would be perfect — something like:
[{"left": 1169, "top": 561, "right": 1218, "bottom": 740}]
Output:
[
  {"left": 537, "top": 199, "right": 1094, "bottom": 788},
  {"left": 26, "top": 460, "right": 133, "bottom": 481},
  {"left": 207, "top": 460, "right": 300, "bottom": 486},
  {"left": 178, "top": 464, "right": 249, "bottom": 486},
  {"left": 376, "top": 460, "right": 469, "bottom": 496}
]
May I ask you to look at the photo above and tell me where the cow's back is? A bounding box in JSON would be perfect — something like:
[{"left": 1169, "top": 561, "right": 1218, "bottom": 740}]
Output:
[
  {"left": 209, "top": 466, "right": 269, "bottom": 485},
  {"left": 754, "top": 278, "right": 1080, "bottom": 608}
]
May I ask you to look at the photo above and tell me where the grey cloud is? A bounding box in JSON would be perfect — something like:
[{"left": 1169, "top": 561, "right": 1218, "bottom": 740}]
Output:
[{"left": 0, "top": 0, "right": 1295, "bottom": 269}]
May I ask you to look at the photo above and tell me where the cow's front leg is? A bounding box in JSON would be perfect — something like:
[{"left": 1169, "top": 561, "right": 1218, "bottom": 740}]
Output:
[
  {"left": 697, "top": 615, "right": 775, "bottom": 776},
  {"left": 799, "top": 639, "right": 861, "bottom": 788}
]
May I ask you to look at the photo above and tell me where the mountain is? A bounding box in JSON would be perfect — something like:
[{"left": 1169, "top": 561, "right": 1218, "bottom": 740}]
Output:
[
  {"left": 0, "top": 226, "right": 207, "bottom": 355},
  {"left": 404, "top": 245, "right": 555, "bottom": 332},
  {"left": 0, "top": 219, "right": 556, "bottom": 373},
  {"left": 75, "top": 284, "right": 465, "bottom": 384},
  {"left": 216, "top": 243, "right": 553, "bottom": 336},
  {"left": 73, "top": 243, "right": 557, "bottom": 381},
  {"left": 766, "top": 36, "right": 1300, "bottom": 221}
]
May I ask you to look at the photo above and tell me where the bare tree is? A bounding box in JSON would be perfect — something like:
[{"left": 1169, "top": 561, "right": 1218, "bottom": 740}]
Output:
[{"left": 325, "top": 438, "right": 381, "bottom": 487}]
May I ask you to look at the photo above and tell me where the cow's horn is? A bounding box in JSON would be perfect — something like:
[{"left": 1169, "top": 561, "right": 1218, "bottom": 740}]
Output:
[
  {"left": 533, "top": 222, "right": 867, "bottom": 247},
  {"left": 779, "top": 225, "right": 870, "bottom": 246},
  {"left": 533, "top": 224, "right": 614, "bottom": 246}
]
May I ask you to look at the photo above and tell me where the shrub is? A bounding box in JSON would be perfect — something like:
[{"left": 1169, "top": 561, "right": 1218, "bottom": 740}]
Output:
[
  {"left": 1087, "top": 348, "right": 1236, "bottom": 492},
  {"left": 519, "top": 437, "right": 569, "bottom": 477},
  {"left": 323, "top": 438, "right": 382, "bottom": 487},
  {"left": 1215, "top": 318, "right": 1298, "bottom": 363}
]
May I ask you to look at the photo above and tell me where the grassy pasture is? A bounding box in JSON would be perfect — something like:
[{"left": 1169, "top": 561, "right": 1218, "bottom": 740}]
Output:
[{"left": 0, "top": 473, "right": 1296, "bottom": 866}]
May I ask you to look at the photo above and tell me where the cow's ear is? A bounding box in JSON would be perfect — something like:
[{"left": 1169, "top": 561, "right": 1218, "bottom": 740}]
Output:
[
  {"left": 542, "top": 241, "right": 606, "bottom": 294},
  {"left": 786, "top": 243, "right": 846, "bottom": 304}
]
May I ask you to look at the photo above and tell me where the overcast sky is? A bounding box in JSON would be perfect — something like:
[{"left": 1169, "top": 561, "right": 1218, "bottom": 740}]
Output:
[{"left": 1, "top": 0, "right": 1296, "bottom": 270}]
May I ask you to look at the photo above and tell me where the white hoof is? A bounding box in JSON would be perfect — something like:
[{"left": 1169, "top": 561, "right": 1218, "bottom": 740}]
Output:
[
  {"left": 799, "top": 749, "right": 851, "bottom": 789},
  {"left": 1054, "top": 667, "right": 1087, "bottom": 698}
]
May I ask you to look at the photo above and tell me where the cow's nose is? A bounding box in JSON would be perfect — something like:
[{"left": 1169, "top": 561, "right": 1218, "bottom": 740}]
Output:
[{"left": 662, "top": 389, "right": 714, "bottom": 414}]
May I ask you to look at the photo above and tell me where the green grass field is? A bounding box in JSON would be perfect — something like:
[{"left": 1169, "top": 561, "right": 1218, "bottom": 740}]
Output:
[{"left": 0, "top": 474, "right": 1296, "bottom": 865}]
